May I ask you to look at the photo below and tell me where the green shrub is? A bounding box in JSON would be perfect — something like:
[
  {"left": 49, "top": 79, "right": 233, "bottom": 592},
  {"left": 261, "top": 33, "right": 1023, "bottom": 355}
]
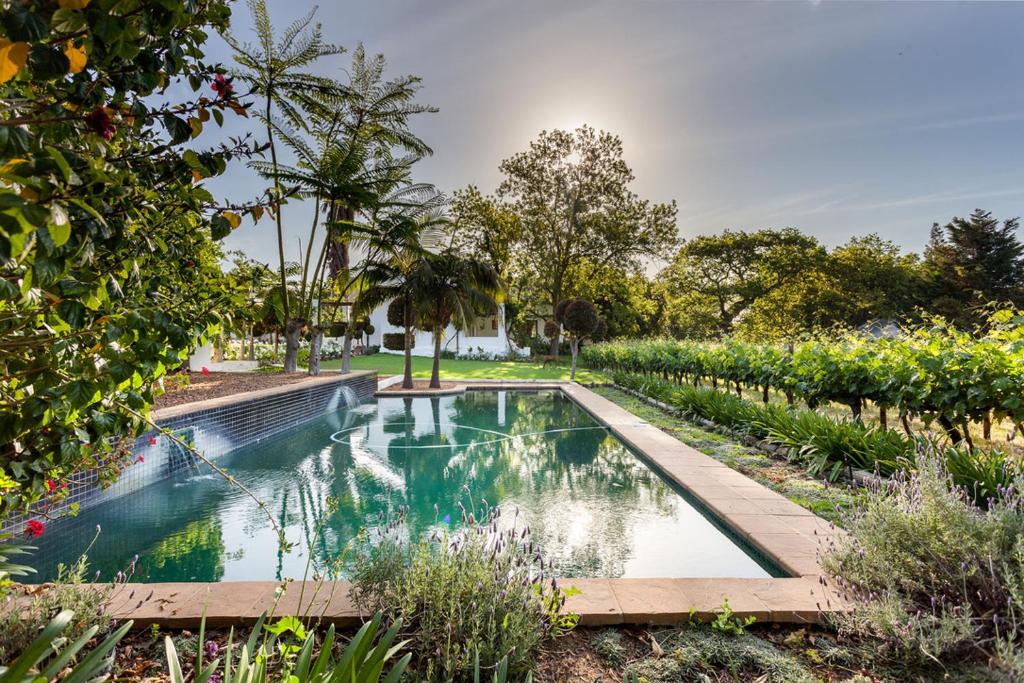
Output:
[
  {"left": 0, "top": 547, "right": 112, "bottom": 662},
  {"left": 163, "top": 611, "right": 410, "bottom": 683},
  {"left": 822, "top": 457, "right": 1024, "bottom": 673},
  {"left": 0, "top": 610, "right": 132, "bottom": 683},
  {"left": 351, "top": 506, "right": 578, "bottom": 681},
  {"left": 382, "top": 333, "right": 408, "bottom": 351}
]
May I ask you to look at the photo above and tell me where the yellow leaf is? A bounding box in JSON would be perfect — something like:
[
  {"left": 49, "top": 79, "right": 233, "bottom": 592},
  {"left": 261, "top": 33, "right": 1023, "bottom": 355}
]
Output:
[
  {"left": 192, "top": 169, "right": 202, "bottom": 183},
  {"left": 20, "top": 186, "right": 39, "bottom": 201},
  {"left": 223, "top": 211, "right": 241, "bottom": 229},
  {"left": 64, "top": 42, "right": 87, "bottom": 74},
  {"left": 58, "top": 0, "right": 91, "bottom": 8},
  {"left": 0, "top": 39, "right": 30, "bottom": 84},
  {"left": 188, "top": 117, "right": 203, "bottom": 138},
  {"left": 0, "top": 158, "right": 26, "bottom": 175},
  {"left": 251, "top": 206, "right": 264, "bottom": 223}
]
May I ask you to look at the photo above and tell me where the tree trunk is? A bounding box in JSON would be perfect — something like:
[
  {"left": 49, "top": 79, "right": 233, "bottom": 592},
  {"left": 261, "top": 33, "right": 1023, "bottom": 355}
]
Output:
[
  {"left": 785, "top": 390, "right": 794, "bottom": 406},
  {"left": 879, "top": 405, "right": 887, "bottom": 430},
  {"left": 274, "top": 331, "right": 279, "bottom": 355},
  {"left": 849, "top": 398, "right": 862, "bottom": 422},
  {"left": 734, "top": 381, "right": 742, "bottom": 398},
  {"left": 308, "top": 326, "right": 324, "bottom": 376},
  {"left": 283, "top": 318, "right": 303, "bottom": 373},
  {"left": 762, "top": 385, "right": 769, "bottom": 404},
  {"left": 938, "top": 414, "right": 962, "bottom": 445},
  {"left": 570, "top": 338, "right": 579, "bottom": 382},
  {"left": 403, "top": 323, "right": 414, "bottom": 389},
  {"left": 341, "top": 331, "right": 353, "bottom": 374},
  {"left": 430, "top": 325, "right": 442, "bottom": 389},
  {"left": 249, "top": 326, "right": 255, "bottom": 360},
  {"left": 982, "top": 413, "right": 992, "bottom": 440},
  {"left": 900, "top": 411, "right": 913, "bottom": 436}
]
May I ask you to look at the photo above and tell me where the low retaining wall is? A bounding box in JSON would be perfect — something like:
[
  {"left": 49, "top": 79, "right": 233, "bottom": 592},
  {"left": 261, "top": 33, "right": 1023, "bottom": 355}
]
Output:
[{"left": 2, "top": 371, "right": 377, "bottom": 534}]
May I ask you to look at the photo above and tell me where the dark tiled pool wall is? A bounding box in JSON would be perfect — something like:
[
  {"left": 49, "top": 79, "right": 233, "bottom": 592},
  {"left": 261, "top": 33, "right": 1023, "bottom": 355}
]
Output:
[{"left": 2, "top": 373, "right": 377, "bottom": 534}]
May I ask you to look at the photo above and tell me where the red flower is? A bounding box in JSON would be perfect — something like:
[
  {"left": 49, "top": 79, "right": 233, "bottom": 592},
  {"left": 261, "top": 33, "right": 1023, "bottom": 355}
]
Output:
[
  {"left": 148, "top": 436, "right": 157, "bottom": 446},
  {"left": 211, "top": 74, "right": 233, "bottom": 99},
  {"left": 136, "top": 455, "right": 145, "bottom": 463},
  {"left": 201, "top": 366, "right": 210, "bottom": 377},
  {"left": 84, "top": 106, "right": 115, "bottom": 140},
  {"left": 46, "top": 479, "right": 56, "bottom": 493},
  {"left": 25, "top": 520, "right": 44, "bottom": 538}
]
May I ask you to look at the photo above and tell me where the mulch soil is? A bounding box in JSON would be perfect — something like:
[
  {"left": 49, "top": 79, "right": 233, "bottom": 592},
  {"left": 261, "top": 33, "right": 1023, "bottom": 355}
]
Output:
[
  {"left": 377, "top": 380, "right": 460, "bottom": 392},
  {"left": 153, "top": 372, "right": 312, "bottom": 410}
]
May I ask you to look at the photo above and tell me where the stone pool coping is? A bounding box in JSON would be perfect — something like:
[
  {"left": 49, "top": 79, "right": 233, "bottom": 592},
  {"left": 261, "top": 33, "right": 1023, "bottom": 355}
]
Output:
[{"left": 81, "top": 378, "right": 848, "bottom": 627}]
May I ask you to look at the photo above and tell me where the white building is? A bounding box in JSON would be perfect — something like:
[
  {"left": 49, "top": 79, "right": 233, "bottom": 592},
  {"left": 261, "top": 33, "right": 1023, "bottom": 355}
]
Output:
[{"left": 365, "top": 304, "right": 529, "bottom": 359}]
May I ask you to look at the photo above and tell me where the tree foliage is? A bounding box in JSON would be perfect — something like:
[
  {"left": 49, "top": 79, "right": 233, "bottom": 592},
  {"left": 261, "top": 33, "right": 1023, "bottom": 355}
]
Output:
[
  {"left": 497, "top": 126, "right": 677, "bottom": 351},
  {"left": 923, "top": 209, "right": 1024, "bottom": 326},
  {"left": 0, "top": 0, "right": 259, "bottom": 518}
]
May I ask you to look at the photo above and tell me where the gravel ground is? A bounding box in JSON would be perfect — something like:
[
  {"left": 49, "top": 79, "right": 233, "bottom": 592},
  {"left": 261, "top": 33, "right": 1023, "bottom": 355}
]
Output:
[{"left": 153, "top": 371, "right": 314, "bottom": 410}]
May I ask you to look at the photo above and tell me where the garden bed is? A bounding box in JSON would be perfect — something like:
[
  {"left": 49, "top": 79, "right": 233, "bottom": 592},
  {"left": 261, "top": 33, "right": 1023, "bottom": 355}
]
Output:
[{"left": 154, "top": 371, "right": 316, "bottom": 409}]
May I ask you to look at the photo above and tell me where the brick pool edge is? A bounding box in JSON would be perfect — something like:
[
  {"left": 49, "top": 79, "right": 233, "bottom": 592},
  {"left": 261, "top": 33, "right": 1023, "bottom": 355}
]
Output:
[{"left": 79, "top": 378, "right": 848, "bottom": 627}]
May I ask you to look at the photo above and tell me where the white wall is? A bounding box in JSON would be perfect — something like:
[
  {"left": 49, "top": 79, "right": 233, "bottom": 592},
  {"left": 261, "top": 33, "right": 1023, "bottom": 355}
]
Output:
[{"left": 367, "top": 304, "right": 528, "bottom": 358}]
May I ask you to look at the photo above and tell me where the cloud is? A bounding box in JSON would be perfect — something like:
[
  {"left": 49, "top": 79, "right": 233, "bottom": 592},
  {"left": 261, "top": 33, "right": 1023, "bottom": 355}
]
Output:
[{"left": 905, "top": 112, "right": 1024, "bottom": 132}]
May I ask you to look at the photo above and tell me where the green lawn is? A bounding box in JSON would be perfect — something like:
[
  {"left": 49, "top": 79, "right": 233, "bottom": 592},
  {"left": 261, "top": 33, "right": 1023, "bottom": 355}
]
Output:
[{"left": 319, "top": 353, "right": 607, "bottom": 382}]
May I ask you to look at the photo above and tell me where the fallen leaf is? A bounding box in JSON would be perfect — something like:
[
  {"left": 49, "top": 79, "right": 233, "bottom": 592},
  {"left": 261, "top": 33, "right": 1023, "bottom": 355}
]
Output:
[{"left": 645, "top": 631, "right": 665, "bottom": 658}]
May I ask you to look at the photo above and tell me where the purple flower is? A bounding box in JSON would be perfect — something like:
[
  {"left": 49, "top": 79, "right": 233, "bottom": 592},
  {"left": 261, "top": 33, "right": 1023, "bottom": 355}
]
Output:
[
  {"left": 442, "top": 514, "right": 451, "bottom": 525},
  {"left": 204, "top": 640, "right": 219, "bottom": 659}
]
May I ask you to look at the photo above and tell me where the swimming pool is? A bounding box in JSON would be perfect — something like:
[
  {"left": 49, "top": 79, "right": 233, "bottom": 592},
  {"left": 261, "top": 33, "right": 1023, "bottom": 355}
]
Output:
[{"left": 29, "top": 390, "right": 781, "bottom": 582}]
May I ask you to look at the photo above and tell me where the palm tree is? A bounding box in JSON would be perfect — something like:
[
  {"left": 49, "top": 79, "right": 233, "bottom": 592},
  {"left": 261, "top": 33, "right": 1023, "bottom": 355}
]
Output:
[
  {"left": 224, "top": 0, "right": 344, "bottom": 373},
  {"left": 249, "top": 46, "right": 436, "bottom": 375},
  {"left": 411, "top": 250, "right": 503, "bottom": 389},
  {"left": 355, "top": 193, "right": 448, "bottom": 388}
]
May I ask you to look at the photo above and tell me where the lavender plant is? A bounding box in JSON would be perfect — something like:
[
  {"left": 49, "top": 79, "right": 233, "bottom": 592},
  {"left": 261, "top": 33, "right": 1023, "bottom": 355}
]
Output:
[
  {"left": 822, "top": 454, "right": 1024, "bottom": 673},
  {"left": 350, "top": 500, "right": 578, "bottom": 681}
]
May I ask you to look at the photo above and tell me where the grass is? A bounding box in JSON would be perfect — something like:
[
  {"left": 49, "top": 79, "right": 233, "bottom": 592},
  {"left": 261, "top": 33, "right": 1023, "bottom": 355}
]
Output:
[
  {"left": 319, "top": 353, "right": 608, "bottom": 383},
  {"left": 591, "top": 386, "right": 860, "bottom": 525}
]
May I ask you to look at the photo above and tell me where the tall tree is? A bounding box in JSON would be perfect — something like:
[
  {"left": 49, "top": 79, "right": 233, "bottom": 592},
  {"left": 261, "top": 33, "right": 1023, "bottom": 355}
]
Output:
[
  {"left": 497, "top": 126, "right": 677, "bottom": 354},
  {"left": 447, "top": 186, "right": 523, "bottom": 352},
  {"left": 660, "top": 228, "right": 825, "bottom": 336},
  {"left": 261, "top": 46, "right": 435, "bottom": 374},
  {"left": 225, "top": 0, "right": 344, "bottom": 372},
  {"left": 923, "top": 209, "right": 1024, "bottom": 326}
]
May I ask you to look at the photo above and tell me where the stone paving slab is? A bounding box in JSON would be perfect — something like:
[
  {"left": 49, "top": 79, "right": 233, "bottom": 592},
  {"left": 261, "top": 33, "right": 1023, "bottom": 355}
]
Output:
[{"left": 94, "top": 576, "right": 845, "bottom": 629}]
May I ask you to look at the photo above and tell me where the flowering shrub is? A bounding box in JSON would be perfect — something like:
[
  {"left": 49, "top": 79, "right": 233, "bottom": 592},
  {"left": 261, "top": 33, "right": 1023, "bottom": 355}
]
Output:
[
  {"left": 0, "top": 0, "right": 262, "bottom": 520},
  {"left": 351, "top": 503, "right": 578, "bottom": 681},
  {"left": 822, "top": 457, "right": 1024, "bottom": 674}
]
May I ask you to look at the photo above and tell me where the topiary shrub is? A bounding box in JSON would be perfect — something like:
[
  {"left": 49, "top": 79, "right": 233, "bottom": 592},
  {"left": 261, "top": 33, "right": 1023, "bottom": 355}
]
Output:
[
  {"left": 563, "top": 300, "right": 599, "bottom": 337},
  {"left": 554, "top": 299, "right": 571, "bottom": 323},
  {"left": 387, "top": 298, "right": 407, "bottom": 327},
  {"left": 382, "top": 333, "right": 409, "bottom": 351}
]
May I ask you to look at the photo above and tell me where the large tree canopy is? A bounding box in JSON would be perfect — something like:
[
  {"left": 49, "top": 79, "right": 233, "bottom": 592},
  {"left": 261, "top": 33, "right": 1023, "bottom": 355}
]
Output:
[
  {"left": 923, "top": 209, "right": 1024, "bottom": 326},
  {"left": 660, "top": 228, "right": 825, "bottom": 336},
  {"left": 496, "top": 126, "right": 677, "bottom": 350}
]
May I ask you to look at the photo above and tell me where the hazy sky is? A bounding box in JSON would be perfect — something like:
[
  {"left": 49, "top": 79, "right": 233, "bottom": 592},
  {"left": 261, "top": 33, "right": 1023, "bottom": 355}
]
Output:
[{"left": 201, "top": 0, "right": 1024, "bottom": 268}]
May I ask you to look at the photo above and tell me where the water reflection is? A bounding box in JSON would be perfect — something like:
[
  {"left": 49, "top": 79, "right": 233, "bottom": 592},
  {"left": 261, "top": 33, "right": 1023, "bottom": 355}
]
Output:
[{"left": 29, "top": 391, "right": 777, "bottom": 582}]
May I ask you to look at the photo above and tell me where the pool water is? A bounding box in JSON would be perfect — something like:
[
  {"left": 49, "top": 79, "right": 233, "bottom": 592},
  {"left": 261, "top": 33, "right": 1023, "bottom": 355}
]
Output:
[{"left": 29, "top": 390, "right": 780, "bottom": 582}]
